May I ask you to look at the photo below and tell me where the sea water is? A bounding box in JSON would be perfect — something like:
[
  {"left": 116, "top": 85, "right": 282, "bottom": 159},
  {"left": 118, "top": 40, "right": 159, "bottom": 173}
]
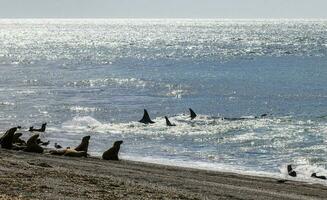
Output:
[{"left": 0, "top": 19, "right": 327, "bottom": 184}]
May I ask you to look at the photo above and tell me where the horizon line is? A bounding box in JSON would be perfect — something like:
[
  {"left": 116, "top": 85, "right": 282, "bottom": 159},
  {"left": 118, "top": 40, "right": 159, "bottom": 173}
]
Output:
[{"left": 1, "top": 17, "right": 327, "bottom": 20}]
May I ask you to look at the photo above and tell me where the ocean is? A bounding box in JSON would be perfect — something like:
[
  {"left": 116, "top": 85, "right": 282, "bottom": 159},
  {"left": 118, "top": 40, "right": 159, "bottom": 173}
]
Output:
[{"left": 1, "top": 19, "right": 327, "bottom": 183}]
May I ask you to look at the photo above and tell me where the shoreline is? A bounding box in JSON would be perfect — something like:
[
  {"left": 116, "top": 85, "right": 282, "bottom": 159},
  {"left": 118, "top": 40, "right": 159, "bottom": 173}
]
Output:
[{"left": 1, "top": 150, "right": 327, "bottom": 199}]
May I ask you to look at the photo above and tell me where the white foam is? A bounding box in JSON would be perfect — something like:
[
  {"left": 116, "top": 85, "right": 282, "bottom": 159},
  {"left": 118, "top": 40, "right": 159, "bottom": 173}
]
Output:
[
  {"left": 121, "top": 155, "right": 327, "bottom": 186},
  {"left": 0, "top": 102, "right": 15, "bottom": 106},
  {"left": 58, "top": 114, "right": 327, "bottom": 186},
  {"left": 70, "top": 106, "right": 100, "bottom": 113}
]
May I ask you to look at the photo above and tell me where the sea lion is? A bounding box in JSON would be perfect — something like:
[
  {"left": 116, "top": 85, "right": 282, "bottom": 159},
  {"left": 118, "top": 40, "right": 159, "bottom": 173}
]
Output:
[
  {"left": 29, "top": 123, "right": 47, "bottom": 132},
  {"left": 0, "top": 127, "right": 18, "bottom": 149},
  {"left": 74, "top": 136, "right": 90, "bottom": 153},
  {"left": 13, "top": 132, "right": 26, "bottom": 145},
  {"left": 64, "top": 149, "right": 87, "bottom": 157},
  {"left": 287, "top": 165, "right": 297, "bottom": 177},
  {"left": 40, "top": 140, "right": 50, "bottom": 146},
  {"left": 311, "top": 173, "right": 327, "bottom": 180},
  {"left": 165, "top": 116, "right": 176, "bottom": 126},
  {"left": 102, "top": 141, "right": 123, "bottom": 161},
  {"left": 50, "top": 148, "right": 86, "bottom": 157},
  {"left": 189, "top": 108, "right": 197, "bottom": 120},
  {"left": 24, "top": 134, "right": 44, "bottom": 153},
  {"left": 139, "top": 109, "right": 155, "bottom": 124},
  {"left": 49, "top": 149, "right": 66, "bottom": 155},
  {"left": 36, "top": 138, "right": 50, "bottom": 146},
  {"left": 54, "top": 143, "right": 62, "bottom": 149}
]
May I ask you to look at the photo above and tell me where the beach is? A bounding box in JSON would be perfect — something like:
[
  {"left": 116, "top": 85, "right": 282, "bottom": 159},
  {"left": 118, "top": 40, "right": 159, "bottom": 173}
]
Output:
[{"left": 1, "top": 149, "right": 327, "bottom": 200}]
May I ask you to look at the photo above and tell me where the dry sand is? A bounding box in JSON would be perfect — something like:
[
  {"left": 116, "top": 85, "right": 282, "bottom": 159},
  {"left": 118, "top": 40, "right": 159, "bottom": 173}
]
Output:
[{"left": 1, "top": 149, "right": 327, "bottom": 200}]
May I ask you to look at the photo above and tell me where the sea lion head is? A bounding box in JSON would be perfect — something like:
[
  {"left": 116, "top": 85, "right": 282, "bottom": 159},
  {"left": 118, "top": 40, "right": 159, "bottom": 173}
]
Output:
[
  {"left": 114, "top": 140, "right": 123, "bottom": 147},
  {"left": 7, "top": 127, "right": 18, "bottom": 134},
  {"left": 82, "top": 136, "right": 91, "bottom": 142}
]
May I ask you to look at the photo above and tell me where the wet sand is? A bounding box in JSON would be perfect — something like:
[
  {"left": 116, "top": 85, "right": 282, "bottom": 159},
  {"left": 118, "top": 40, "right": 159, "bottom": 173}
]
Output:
[{"left": 1, "top": 149, "right": 327, "bottom": 200}]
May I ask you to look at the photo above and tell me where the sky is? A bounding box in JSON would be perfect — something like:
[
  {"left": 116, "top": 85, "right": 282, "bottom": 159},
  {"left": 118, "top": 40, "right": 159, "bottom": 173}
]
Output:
[{"left": 0, "top": 0, "right": 327, "bottom": 19}]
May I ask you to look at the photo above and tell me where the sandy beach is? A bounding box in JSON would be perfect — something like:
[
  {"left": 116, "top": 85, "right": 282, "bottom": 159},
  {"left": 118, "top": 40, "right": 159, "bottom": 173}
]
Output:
[{"left": 0, "top": 149, "right": 326, "bottom": 200}]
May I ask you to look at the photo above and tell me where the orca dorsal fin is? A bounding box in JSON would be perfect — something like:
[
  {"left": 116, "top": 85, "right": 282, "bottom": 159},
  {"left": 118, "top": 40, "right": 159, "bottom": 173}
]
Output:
[
  {"left": 165, "top": 116, "right": 176, "bottom": 126},
  {"left": 189, "top": 108, "right": 197, "bottom": 120},
  {"left": 139, "top": 109, "right": 155, "bottom": 124}
]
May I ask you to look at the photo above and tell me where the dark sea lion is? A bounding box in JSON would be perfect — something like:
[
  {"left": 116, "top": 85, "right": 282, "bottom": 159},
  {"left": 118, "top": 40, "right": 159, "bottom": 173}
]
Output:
[
  {"left": 189, "top": 108, "right": 197, "bottom": 120},
  {"left": 36, "top": 138, "right": 50, "bottom": 146},
  {"left": 139, "top": 109, "right": 155, "bottom": 124},
  {"left": 0, "top": 127, "right": 18, "bottom": 149},
  {"left": 29, "top": 123, "right": 47, "bottom": 132},
  {"left": 102, "top": 141, "right": 123, "bottom": 161},
  {"left": 165, "top": 116, "right": 176, "bottom": 126},
  {"left": 54, "top": 143, "right": 62, "bottom": 149},
  {"left": 13, "top": 132, "right": 26, "bottom": 145},
  {"left": 74, "top": 136, "right": 90, "bottom": 153},
  {"left": 287, "top": 164, "right": 297, "bottom": 177},
  {"left": 41, "top": 140, "right": 50, "bottom": 146},
  {"left": 311, "top": 173, "right": 327, "bottom": 180},
  {"left": 24, "top": 134, "right": 44, "bottom": 153}
]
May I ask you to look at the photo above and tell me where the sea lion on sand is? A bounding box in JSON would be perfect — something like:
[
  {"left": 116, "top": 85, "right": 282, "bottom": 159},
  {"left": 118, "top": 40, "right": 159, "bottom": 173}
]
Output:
[
  {"left": 24, "top": 134, "right": 44, "bottom": 153},
  {"left": 49, "top": 149, "right": 66, "bottom": 155},
  {"left": 189, "top": 108, "right": 197, "bottom": 120},
  {"left": 0, "top": 127, "right": 18, "bottom": 149},
  {"left": 139, "top": 109, "right": 155, "bottom": 124},
  {"left": 74, "top": 136, "right": 90, "bottom": 153},
  {"left": 311, "top": 173, "right": 327, "bottom": 180},
  {"left": 50, "top": 148, "right": 86, "bottom": 157},
  {"left": 287, "top": 165, "right": 297, "bottom": 177},
  {"left": 64, "top": 149, "right": 87, "bottom": 157},
  {"left": 13, "top": 133, "right": 26, "bottom": 145},
  {"left": 29, "top": 123, "right": 47, "bottom": 132},
  {"left": 165, "top": 116, "right": 176, "bottom": 126},
  {"left": 102, "top": 141, "right": 123, "bottom": 161}
]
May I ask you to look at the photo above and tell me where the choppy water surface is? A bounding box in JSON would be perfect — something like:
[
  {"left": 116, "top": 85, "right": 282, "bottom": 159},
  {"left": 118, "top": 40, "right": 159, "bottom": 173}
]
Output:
[{"left": 1, "top": 19, "right": 327, "bottom": 183}]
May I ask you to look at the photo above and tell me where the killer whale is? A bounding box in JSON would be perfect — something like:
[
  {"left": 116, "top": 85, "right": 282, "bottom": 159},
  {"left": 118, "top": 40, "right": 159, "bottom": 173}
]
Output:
[
  {"left": 139, "top": 109, "right": 155, "bottom": 124},
  {"left": 165, "top": 116, "right": 176, "bottom": 126},
  {"left": 189, "top": 108, "right": 197, "bottom": 120}
]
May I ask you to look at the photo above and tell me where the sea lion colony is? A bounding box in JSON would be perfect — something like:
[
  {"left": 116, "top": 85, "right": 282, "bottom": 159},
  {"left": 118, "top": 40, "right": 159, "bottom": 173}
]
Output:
[
  {"left": 1, "top": 109, "right": 320, "bottom": 180},
  {"left": 0, "top": 108, "right": 198, "bottom": 161}
]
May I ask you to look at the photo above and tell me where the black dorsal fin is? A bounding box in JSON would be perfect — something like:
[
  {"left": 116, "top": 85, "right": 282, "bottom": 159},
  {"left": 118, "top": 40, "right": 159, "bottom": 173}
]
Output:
[
  {"left": 189, "top": 108, "right": 197, "bottom": 120},
  {"left": 139, "top": 109, "right": 155, "bottom": 124},
  {"left": 165, "top": 116, "right": 176, "bottom": 126}
]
